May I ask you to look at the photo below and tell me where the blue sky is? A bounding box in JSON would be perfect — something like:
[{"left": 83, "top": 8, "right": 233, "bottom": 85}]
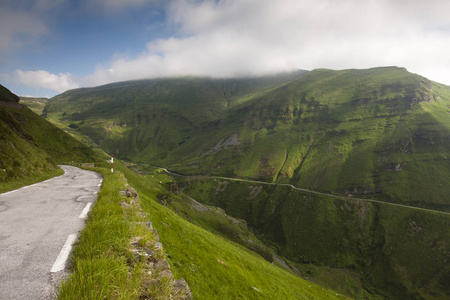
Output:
[{"left": 1, "top": 0, "right": 450, "bottom": 97}]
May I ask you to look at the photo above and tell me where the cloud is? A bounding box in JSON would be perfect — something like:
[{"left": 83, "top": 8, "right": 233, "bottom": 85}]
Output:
[
  {"left": 0, "top": 9, "right": 48, "bottom": 54},
  {"left": 12, "top": 70, "right": 79, "bottom": 92},
  {"left": 7, "top": 0, "right": 450, "bottom": 94},
  {"left": 82, "top": 0, "right": 450, "bottom": 86},
  {"left": 0, "top": 0, "right": 68, "bottom": 56}
]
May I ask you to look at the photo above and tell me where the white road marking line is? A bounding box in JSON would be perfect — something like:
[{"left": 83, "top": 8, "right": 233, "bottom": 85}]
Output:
[
  {"left": 51, "top": 234, "right": 77, "bottom": 273},
  {"left": 79, "top": 202, "right": 92, "bottom": 219}
]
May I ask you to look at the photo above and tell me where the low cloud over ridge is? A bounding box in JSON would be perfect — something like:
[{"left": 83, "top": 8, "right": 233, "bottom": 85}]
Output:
[{"left": 6, "top": 0, "right": 450, "bottom": 95}]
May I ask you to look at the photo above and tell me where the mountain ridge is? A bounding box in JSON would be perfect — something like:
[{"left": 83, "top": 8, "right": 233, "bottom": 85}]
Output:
[
  {"left": 0, "top": 84, "right": 349, "bottom": 300},
  {"left": 42, "top": 67, "right": 450, "bottom": 210},
  {"left": 40, "top": 67, "right": 450, "bottom": 298}
]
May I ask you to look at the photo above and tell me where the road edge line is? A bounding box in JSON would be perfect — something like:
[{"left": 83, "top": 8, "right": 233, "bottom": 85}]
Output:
[
  {"left": 50, "top": 233, "right": 77, "bottom": 273},
  {"left": 78, "top": 202, "right": 92, "bottom": 219}
]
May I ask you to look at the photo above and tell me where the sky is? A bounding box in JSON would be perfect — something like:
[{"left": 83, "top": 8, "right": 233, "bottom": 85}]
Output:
[{"left": 1, "top": 0, "right": 450, "bottom": 97}]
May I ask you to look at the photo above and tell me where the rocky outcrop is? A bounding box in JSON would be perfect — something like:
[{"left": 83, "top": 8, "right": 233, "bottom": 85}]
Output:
[
  {"left": 120, "top": 184, "right": 193, "bottom": 299},
  {"left": 200, "top": 133, "right": 241, "bottom": 157}
]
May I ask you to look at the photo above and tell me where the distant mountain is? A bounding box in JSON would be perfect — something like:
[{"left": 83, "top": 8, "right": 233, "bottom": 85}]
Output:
[
  {"left": 1, "top": 83, "right": 346, "bottom": 300},
  {"left": 44, "top": 70, "right": 308, "bottom": 161},
  {"left": 20, "top": 96, "right": 49, "bottom": 115},
  {"left": 42, "top": 67, "right": 450, "bottom": 299},
  {"left": 0, "top": 84, "right": 98, "bottom": 191},
  {"left": 45, "top": 67, "right": 450, "bottom": 210}
]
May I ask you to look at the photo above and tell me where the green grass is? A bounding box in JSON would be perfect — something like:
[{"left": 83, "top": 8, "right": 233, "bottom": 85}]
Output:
[
  {"left": 42, "top": 67, "right": 450, "bottom": 211},
  {"left": 114, "top": 161, "right": 347, "bottom": 299},
  {"left": 0, "top": 85, "right": 19, "bottom": 102},
  {"left": 41, "top": 68, "right": 450, "bottom": 299},
  {"left": 137, "top": 164, "right": 275, "bottom": 262},
  {"left": 0, "top": 98, "right": 98, "bottom": 193},
  {"left": 19, "top": 97, "right": 48, "bottom": 115},
  {"left": 182, "top": 177, "right": 450, "bottom": 299},
  {"left": 57, "top": 168, "right": 144, "bottom": 299},
  {"left": 57, "top": 160, "right": 347, "bottom": 299}
]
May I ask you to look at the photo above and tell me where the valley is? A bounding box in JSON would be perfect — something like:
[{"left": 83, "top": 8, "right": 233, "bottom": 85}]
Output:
[
  {"left": 179, "top": 174, "right": 450, "bottom": 299},
  {"left": 161, "top": 166, "right": 450, "bottom": 216},
  {"left": 8, "top": 66, "right": 450, "bottom": 299},
  {"left": 1, "top": 82, "right": 349, "bottom": 299},
  {"left": 43, "top": 67, "right": 450, "bottom": 211}
]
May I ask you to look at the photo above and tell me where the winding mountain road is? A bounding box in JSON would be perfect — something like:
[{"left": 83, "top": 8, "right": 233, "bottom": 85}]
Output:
[
  {"left": 0, "top": 165, "right": 102, "bottom": 300},
  {"left": 160, "top": 167, "right": 450, "bottom": 216}
]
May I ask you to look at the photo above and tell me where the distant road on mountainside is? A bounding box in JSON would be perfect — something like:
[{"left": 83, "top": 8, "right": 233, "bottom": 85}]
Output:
[
  {"left": 160, "top": 167, "right": 450, "bottom": 217},
  {"left": 0, "top": 166, "right": 102, "bottom": 300}
]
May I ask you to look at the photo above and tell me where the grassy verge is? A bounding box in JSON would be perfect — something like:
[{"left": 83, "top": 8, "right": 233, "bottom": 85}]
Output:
[
  {"left": 114, "top": 161, "right": 347, "bottom": 299},
  {"left": 57, "top": 168, "right": 141, "bottom": 299},
  {"left": 57, "top": 160, "right": 347, "bottom": 299},
  {"left": 58, "top": 167, "right": 180, "bottom": 299}
]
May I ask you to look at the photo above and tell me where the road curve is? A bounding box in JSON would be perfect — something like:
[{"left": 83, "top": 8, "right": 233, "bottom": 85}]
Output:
[{"left": 0, "top": 165, "right": 102, "bottom": 300}]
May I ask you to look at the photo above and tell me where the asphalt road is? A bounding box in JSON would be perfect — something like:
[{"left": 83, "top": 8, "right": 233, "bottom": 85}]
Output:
[{"left": 0, "top": 165, "right": 102, "bottom": 300}]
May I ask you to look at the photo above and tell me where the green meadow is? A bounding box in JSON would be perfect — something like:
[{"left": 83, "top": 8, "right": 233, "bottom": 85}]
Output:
[
  {"left": 0, "top": 87, "right": 98, "bottom": 193},
  {"left": 21, "top": 67, "right": 450, "bottom": 298},
  {"left": 58, "top": 159, "right": 348, "bottom": 299}
]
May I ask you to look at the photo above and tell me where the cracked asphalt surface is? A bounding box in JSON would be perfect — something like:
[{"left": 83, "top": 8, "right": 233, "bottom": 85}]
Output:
[{"left": 0, "top": 165, "right": 102, "bottom": 300}]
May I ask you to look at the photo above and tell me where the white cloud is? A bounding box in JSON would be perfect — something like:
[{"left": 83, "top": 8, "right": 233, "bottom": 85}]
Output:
[
  {"left": 12, "top": 70, "right": 79, "bottom": 92},
  {"left": 81, "top": 0, "right": 450, "bottom": 86},
  {"left": 7, "top": 0, "right": 450, "bottom": 93}
]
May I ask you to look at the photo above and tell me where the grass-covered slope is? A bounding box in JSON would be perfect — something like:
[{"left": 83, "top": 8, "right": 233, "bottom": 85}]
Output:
[
  {"left": 0, "top": 85, "right": 20, "bottom": 103},
  {"left": 60, "top": 159, "right": 347, "bottom": 299},
  {"left": 43, "top": 71, "right": 306, "bottom": 160},
  {"left": 41, "top": 68, "right": 450, "bottom": 299},
  {"left": 0, "top": 85, "right": 99, "bottom": 192},
  {"left": 119, "top": 161, "right": 348, "bottom": 299},
  {"left": 183, "top": 177, "right": 450, "bottom": 299},
  {"left": 20, "top": 96, "right": 48, "bottom": 115},
  {"left": 199, "top": 67, "right": 450, "bottom": 210},
  {"left": 43, "top": 67, "right": 450, "bottom": 210}
]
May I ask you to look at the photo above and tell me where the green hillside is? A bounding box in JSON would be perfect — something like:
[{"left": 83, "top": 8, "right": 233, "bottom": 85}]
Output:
[
  {"left": 43, "top": 70, "right": 307, "bottom": 159},
  {"left": 42, "top": 67, "right": 450, "bottom": 298},
  {"left": 0, "top": 84, "right": 348, "bottom": 299},
  {"left": 182, "top": 177, "right": 450, "bottom": 299},
  {"left": 0, "top": 84, "right": 99, "bottom": 192},
  {"left": 57, "top": 157, "right": 348, "bottom": 299},
  {"left": 0, "top": 85, "right": 20, "bottom": 103},
  {"left": 122, "top": 161, "right": 349, "bottom": 299},
  {"left": 20, "top": 96, "right": 49, "bottom": 115},
  {"left": 44, "top": 67, "right": 450, "bottom": 209}
]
